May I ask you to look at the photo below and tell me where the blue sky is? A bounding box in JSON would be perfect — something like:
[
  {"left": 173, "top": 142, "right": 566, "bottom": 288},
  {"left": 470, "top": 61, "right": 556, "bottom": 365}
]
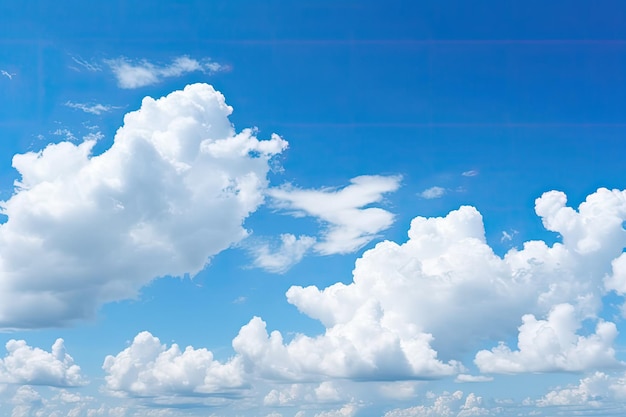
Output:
[{"left": 1, "top": 1, "right": 626, "bottom": 416}]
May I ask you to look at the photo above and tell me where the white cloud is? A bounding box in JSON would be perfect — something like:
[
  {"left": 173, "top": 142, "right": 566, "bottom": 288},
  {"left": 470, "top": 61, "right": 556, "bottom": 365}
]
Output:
[
  {"left": 474, "top": 303, "right": 620, "bottom": 373},
  {"left": 269, "top": 175, "right": 401, "bottom": 255},
  {"left": 280, "top": 187, "right": 626, "bottom": 367},
  {"left": 461, "top": 170, "right": 479, "bottom": 177},
  {"left": 219, "top": 187, "right": 626, "bottom": 385},
  {"left": 103, "top": 331, "right": 247, "bottom": 398},
  {"left": 106, "top": 56, "right": 226, "bottom": 89},
  {"left": 314, "top": 402, "right": 358, "bottom": 417},
  {"left": 500, "top": 230, "right": 517, "bottom": 243},
  {"left": 0, "top": 339, "right": 84, "bottom": 386},
  {"left": 232, "top": 308, "right": 459, "bottom": 382},
  {"left": 252, "top": 234, "right": 316, "bottom": 273},
  {"left": 65, "top": 101, "right": 120, "bottom": 115},
  {"left": 379, "top": 381, "right": 423, "bottom": 400},
  {"left": 536, "top": 372, "right": 612, "bottom": 407},
  {"left": 419, "top": 186, "right": 445, "bottom": 199},
  {"left": 70, "top": 57, "right": 102, "bottom": 72},
  {"left": 51, "top": 128, "right": 77, "bottom": 141},
  {"left": 1, "top": 70, "right": 15, "bottom": 80},
  {"left": 0, "top": 83, "right": 287, "bottom": 328},
  {"left": 455, "top": 374, "right": 493, "bottom": 383},
  {"left": 383, "top": 391, "right": 491, "bottom": 417},
  {"left": 604, "top": 252, "right": 626, "bottom": 294}
]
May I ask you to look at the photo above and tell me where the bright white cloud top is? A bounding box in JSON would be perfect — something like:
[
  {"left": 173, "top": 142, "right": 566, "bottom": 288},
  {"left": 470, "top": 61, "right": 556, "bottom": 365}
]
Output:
[
  {"left": 0, "top": 83, "right": 286, "bottom": 328},
  {"left": 0, "top": 338, "right": 84, "bottom": 387}
]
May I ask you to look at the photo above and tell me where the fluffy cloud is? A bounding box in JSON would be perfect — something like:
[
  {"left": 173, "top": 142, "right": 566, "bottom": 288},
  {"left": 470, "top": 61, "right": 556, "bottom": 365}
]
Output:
[
  {"left": 263, "top": 381, "right": 341, "bottom": 406},
  {"left": 0, "top": 339, "right": 84, "bottom": 387},
  {"left": 106, "top": 56, "right": 225, "bottom": 89},
  {"left": 534, "top": 371, "right": 626, "bottom": 410},
  {"left": 383, "top": 391, "right": 494, "bottom": 417},
  {"left": 252, "top": 234, "right": 317, "bottom": 273},
  {"left": 232, "top": 310, "right": 459, "bottom": 381},
  {"left": 474, "top": 303, "right": 620, "bottom": 373},
  {"left": 282, "top": 188, "right": 626, "bottom": 364},
  {"left": 314, "top": 403, "right": 358, "bottom": 417},
  {"left": 269, "top": 175, "right": 401, "bottom": 255},
  {"left": 419, "top": 186, "right": 445, "bottom": 199},
  {"left": 0, "top": 83, "right": 287, "bottom": 328},
  {"left": 536, "top": 372, "right": 612, "bottom": 407},
  {"left": 103, "top": 331, "right": 246, "bottom": 398}
]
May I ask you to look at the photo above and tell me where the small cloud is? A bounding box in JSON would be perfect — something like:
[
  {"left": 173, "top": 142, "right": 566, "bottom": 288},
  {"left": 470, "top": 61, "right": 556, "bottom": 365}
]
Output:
[
  {"left": 83, "top": 131, "right": 104, "bottom": 142},
  {"left": 233, "top": 296, "right": 247, "bottom": 304},
  {"left": 1, "top": 70, "right": 15, "bottom": 80},
  {"left": 500, "top": 229, "right": 518, "bottom": 243},
  {"left": 65, "top": 101, "right": 120, "bottom": 115},
  {"left": 252, "top": 234, "right": 316, "bottom": 273},
  {"left": 52, "top": 128, "right": 77, "bottom": 141},
  {"left": 462, "top": 170, "right": 479, "bottom": 177},
  {"left": 70, "top": 56, "right": 101, "bottom": 72},
  {"left": 419, "top": 186, "right": 446, "bottom": 199},
  {"left": 105, "top": 56, "right": 226, "bottom": 89},
  {"left": 455, "top": 374, "right": 494, "bottom": 383}
]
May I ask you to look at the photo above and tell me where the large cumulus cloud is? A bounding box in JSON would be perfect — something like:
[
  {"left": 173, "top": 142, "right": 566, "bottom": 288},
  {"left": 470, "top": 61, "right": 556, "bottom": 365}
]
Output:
[{"left": 0, "top": 83, "right": 287, "bottom": 328}]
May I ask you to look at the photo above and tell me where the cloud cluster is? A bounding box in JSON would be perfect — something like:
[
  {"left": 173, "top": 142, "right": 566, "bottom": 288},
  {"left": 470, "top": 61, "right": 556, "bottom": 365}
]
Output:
[
  {"left": 284, "top": 188, "right": 626, "bottom": 364},
  {"left": 263, "top": 381, "right": 341, "bottom": 406},
  {"left": 97, "top": 187, "right": 626, "bottom": 404},
  {"left": 384, "top": 391, "right": 494, "bottom": 417},
  {"left": 106, "top": 56, "right": 225, "bottom": 89},
  {"left": 269, "top": 175, "right": 401, "bottom": 255},
  {"left": 103, "top": 331, "right": 246, "bottom": 398},
  {"left": 475, "top": 303, "right": 619, "bottom": 373},
  {"left": 0, "top": 83, "right": 287, "bottom": 328},
  {"left": 0, "top": 339, "right": 84, "bottom": 386}
]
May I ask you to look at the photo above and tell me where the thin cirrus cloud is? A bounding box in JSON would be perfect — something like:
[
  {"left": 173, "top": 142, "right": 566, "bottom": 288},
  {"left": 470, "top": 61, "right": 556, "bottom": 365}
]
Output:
[
  {"left": 65, "top": 101, "right": 120, "bottom": 115},
  {"left": 268, "top": 175, "right": 402, "bottom": 255},
  {"left": 1, "top": 70, "right": 15, "bottom": 80},
  {"left": 0, "top": 83, "right": 287, "bottom": 329},
  {"left": 105, "top": 56, "right": 227, "bottom": 89},
  {"left": 461, "top": 170, "right": 479, "bottom": 177}
]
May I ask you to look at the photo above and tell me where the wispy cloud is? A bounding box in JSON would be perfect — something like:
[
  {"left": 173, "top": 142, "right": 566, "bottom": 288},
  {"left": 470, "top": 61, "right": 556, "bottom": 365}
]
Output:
[
  {"left": 69, "top": 56, "right": 101, "bottom": 72},
  {"left": 252, "top": 234, "right": 316, "bottom": 273},
  {"left": 462, "top": 169, "right": 479, "bottom": 177},
  {"left": 269, "top": 175, "right": 401, "bottom": 255},
  {"left": 419, "top": 186, "right": 445, "bottom": 199},
  {"left": 1, "top": 70, "right": 15, "bottom": 80},
  {"left": 51, "top": 128, "right": 77, "bottom": 141},
  {"left": 65, "top": 101, "right": 119, "bottom": 115},
  {"left": 105, "top": 56, "right": 227, "bottom": 89}
]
